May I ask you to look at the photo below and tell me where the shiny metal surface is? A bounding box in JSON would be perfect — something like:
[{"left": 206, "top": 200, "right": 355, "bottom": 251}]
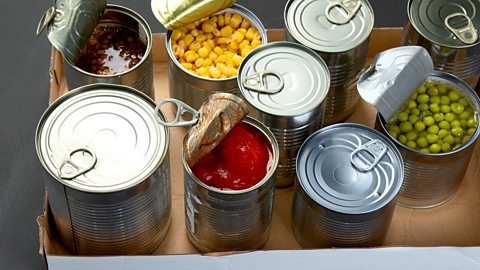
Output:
[
  {"left": 183, "top": 117, "right": 278, "bottom": 253},
  {"left": 36, "top": 84, "right": 171, "bottom": 255},
  {"left": 63, "top": 5, "right": 154, "bottom": 98},
  {"left": 166, "top": 4, "right": 267, "bottom": 110}
]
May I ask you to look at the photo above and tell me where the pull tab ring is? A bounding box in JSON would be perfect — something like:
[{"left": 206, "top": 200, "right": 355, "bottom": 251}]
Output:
[
  {"left": 36, "top": 6, "right": 56, "bottom": 36},
  {"left": 445, "top": 12, "right": 478, "bottom": 45},
  {"left": 242, "top": 70, "right": 285, "bottom": 94},
  {"left": 325, "top": 0, "right": 362, "bottom": 25},
  {"left": 155, "top": 99, "right": 200, "bottom": 127},
  {"left": 59, "top": 148, "right": 97, "bottom": 180},
  {"left": 350, "top": 139, "right": 387, "bottom": 172}
]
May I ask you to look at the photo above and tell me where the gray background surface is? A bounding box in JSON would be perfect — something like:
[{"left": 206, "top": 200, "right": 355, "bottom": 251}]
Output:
[{"left": 0, "top": 0, "right": 407, "bottom": 269}]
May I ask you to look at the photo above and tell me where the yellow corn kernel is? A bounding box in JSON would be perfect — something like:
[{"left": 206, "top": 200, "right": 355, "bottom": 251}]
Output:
[
  {"left": 209, "top": 51, "right": 218, "bottom": 60},
  {"left": 189, "top": 41, "right": 201, "bottom": 52},
  {"left": 216, "top": 54, "right": 227, "bottom": 64},
  {"left": 210, "top": 16, "right": 218, "bottom": 23},
  {"left": 226, "top": 52, "right": 235, "bottom": 65},
  {"left": 196, "top": 34, "right": 207, "bottom": 43},
  {"left": 213, "top": 46, "right": 224, "bottom": 56},
  {"left": 239, "top": 40, "right": 250, "bottom": 50},
  {"left": 221, "top": 74, "right": 228, "bottom": 78},
  {"left": 198, "top": 47, "right": 210, "bottom": 58},
  {"left": 195, "top": 58, "right": 205, "bottom": 68},
  {"left": 196, "top": 67, "right": 208, "bottom": 77},
  {"left": 217, "top": 14, "right": 225, "bottom": 27},
  {"left": 185, "top": 23, "right": 196, "bottom": 30},
  {"left": 209, "top": 66, "right": 221, "bottom": 79},
  {"left": 232, "top": 54, "right": 243, "bottom": 67},
  {"left": 202, "top": 21, "right": 214, "bottom": 33},
  {"left": 184, "top": 51, "right": 198, "bottom": 63},
  {"left": 172, "top": 44, "right": 185, "bottom": 58},
  {"left": 230, "top": 67, "right": 238, "bottom": 76},
  {"left": 220, "top": 26, "right": 233, "bottom": 37},
  {"left": 183, "top": 34, "right": 195, "bottom": 46},
  {"left": 178, "top": 57, "right": 186, "bottom": 64},
  {"left": 230, "top": 13, "right": 243, "bottom": 29},
  {"left": 203, "top": 58, "right": 213, "bottom": 67},
  {"left": 190, "top": 29, "right": 201, "bottom": 37},
  {"left": 240, "top": 19, "right": 251, "bottom": 29},
  {"left": 224, "top": 13, "right": 232, "bottom": 25},
  {"left": 177, "top": 27, "right": 188, "bottom": 33},
  {"left": 206, "top": 33, "right": 214, "bottom": 40},
  {"left": 177, "top": 40, "right": 187, "bottom": 50},
  {"left": 253, "top": 30, "right": 262, "bottom": 41},
  {"left": 212, "top": 28, "right": 221, "bottom": 37},
  {"left": 181, "top": 62, "right": 193, "bottom": 70},
  {"left": 228, "top": 40, "right": 239, "bottom": 51},
  {"left": 171, "top": 29, "right": 184, "bottom": 41},
  {"left": 251, "top": 39, "right": 262, "bottom": 48},
  {"left": 202, "top": 41, "right": 213, "bottom": 50},
  {"left": 245, "top": 27, "right": 256, "bottom": 41},
  {"left": 234, "top": 31, "right": 245, "bottom": 43},
  {"left": 217, "top": 63, "right": 231, "bottom": 77},
  {"left": 241, "top": 46, "right": 252, "bottom": 57},
  {"left": 237, "top": 28, "right": 247, "bottom": 35},
  {"left": 216, "top": 37, "right": 228, "bottom": 45}
]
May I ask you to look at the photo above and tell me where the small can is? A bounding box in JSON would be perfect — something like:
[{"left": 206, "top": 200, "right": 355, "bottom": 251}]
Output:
[
  {"left": 162, "top": 4, "right": 268, "bottom": 110},
  {"left": 284, "top": 0, "right": 374, "bottom": 125},
  {"left": 402, "top": 0, "right": 480, "bottom": 93},
  {"left": 37, "top": 2, "right": 154, "bottom": 98},
  {"left": 293, "top": 123, "right": 404, "bottom": 248},
  {"left": 237, "top": 41, "right": 330, "bottom": 187},
  {"left": 35, "top": 84, "right": 171, "bottom": 255}
]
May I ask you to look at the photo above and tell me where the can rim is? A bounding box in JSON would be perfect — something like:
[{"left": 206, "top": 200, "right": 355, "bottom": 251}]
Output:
[{"left": 182, "top": 117, "right": 279, "bottom": 195}]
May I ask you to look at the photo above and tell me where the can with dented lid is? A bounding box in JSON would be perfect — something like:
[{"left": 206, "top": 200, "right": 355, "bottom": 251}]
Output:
[
  {"left": 35, "top": 84, "right": 171, "bottom": 255},
  {"left": 284, "top": 0, "right": 374, "bottom": 125},
  {"left": 293, "top": 123, "right": 404, "bottom": 248},
  {"left": 402, "top": 0, "right": 480, "bottom": 94},
  {"left": 237, "top": 41, "right": 330, "bottom": 187}
]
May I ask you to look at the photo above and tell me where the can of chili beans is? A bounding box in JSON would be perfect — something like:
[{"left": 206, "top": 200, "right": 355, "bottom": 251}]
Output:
[
  {"left": 35, "top": 84, "right": 171, "bottom": 255},
  {"left": 284, "top": 0, "right": 374, "bottom": 125},
  {"left": 37, "top": 2, "right": 154, "bottom": 98}
]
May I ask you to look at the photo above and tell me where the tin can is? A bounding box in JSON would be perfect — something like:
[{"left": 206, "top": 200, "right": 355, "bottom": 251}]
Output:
[
  {"left": 293, "top": 123, "right": 404, "bottom": 248},
  {"left": 165, "top": 4, "right": 268, "bottom": 110},
  {"left": 35, "top": 84, "right": 171, "bottom": 255},
  {"left": 402, "top": 0, "right": 480, "bottom": 93},
  {"left": 284, "top": 0, "right": 374, "bottom": 125},
  {"left": 237, "top": 41, "right": 330, "bottom": 187},
  {"left": 37, "top": 3, "right": 154, "bottom": 98},
  {"left": 182, "top": 117, "right": 279, "bottom": 252}
]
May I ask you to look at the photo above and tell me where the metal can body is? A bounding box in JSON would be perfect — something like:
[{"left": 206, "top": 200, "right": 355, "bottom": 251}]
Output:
[
  {"left": 166, "top": 4, "right": 267, "bottom": 110},
  {"left": 36, "top": 84, "right": 171, "bottom": 255},
  {"left": 183, "top": 117, "right": 279, "bottom": 253},
  {"left": 64, "top": 5, "right": 154, "bottom": 98},
  {"left": 292, "top": 124, "right": 404, "bottom": 248},
  {"left": 376, "top": 72, "right": 480, "bottom": 208}
]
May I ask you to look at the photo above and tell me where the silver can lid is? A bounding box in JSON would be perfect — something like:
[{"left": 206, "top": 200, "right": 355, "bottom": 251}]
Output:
[
  {"left": 238, "top": 42, "right": 330, "bottom": 116},
  {"left": 408, "top": 0, "right": 480, "bottom": 48},
  {"left": 296, "top": 124, "right": 404, "bottom": 214},
  {"left": 36, "top": 0, "right": 106, "bottom": 63},
  {"left": 285, "top": 0, "right": 374, "bottom": 53},
  {"left": 36, "top": 84, "right": 168, "bottom": 193}
]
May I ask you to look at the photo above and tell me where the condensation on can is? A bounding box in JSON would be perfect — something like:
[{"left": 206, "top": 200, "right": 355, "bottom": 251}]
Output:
[
  {"left": 35, "top": 84, "right": 171, "bottom": 255},
  {"left": 165, "top": 4, "right": 268, "bottom": 111},
  {"left": 284, "top": 0, "right": 374, "bottom": 125},
  {"left": 183, "top": 117, "right": 279, "bottom": 253},
  {"left": 293, "top": 123, "right": 404, "bottom": 248}
]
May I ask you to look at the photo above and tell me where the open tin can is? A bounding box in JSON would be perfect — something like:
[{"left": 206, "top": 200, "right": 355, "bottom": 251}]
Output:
[
  {"left": 284, "top": 0, "right": 374, "bottom": 125},
  {"left": 35, "top": 84, "right": 171, "bottom": 255},
  {"left": 37, "top": 1, "right": 154, "bottom": 98}
]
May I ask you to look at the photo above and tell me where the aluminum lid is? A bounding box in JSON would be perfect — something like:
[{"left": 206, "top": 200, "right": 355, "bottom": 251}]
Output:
[
  {"left": 36, "top": 84, "right": 168, "bottom": 193},
  {"left": 408, "top": 0, "right": 480, "bottom": 48},
  {"left": 238, "top": 42, "right": 330, "bottom": 117},
  {"left": 297, "top": 124, "right": 404, "bottom": 214},
  {"left": 285, "top": 0, "right": 374, "bottom": 53}
]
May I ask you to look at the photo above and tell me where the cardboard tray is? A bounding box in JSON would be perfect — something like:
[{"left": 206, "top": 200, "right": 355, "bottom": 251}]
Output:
[{"left": 37, "top": 28, "right": 480, "bottom": 269}]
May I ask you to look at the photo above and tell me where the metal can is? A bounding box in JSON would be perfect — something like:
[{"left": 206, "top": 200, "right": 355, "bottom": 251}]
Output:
[
  {"left": 284, "top": 0, "right": 374, "bottom": 125},
  {"left": 293, "top": 123, "right": 404, "bottom": 248},
  {"left": 402, "top": 0, "right": 480, "bottom": 93},
  {"left": 35, "top": 84, "right": 171, "bottom": 255},
  {"left": 182, "top": 117, "right": 279, "bottom": 253},
  {"left": 37, "top": 2, "right": 154, "bottom": 98},
  {"left": 164, "top": 4, "right": 268, "bottom": 110},
  {"left": 237, "top": 41, "right": 330, "bottom": 187}
]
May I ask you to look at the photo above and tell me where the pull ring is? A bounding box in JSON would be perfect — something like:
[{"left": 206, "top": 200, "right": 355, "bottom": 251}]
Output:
[
  {"left": 59, "top": 148, "right": 97, "bottom": 180},
  {"left": 155, "top": 99, "right": 200, "bottom": 127},
  {"left": 350, "top": 139, "right": 387, "bottom": 172},
  {"left": 242, "top": 70, "right": 284, "bottom": 94},
  {"left": 325, "top": 0, "right": 362, "bottom": 25},
  {"left": 445, "top": 12, "right": 478, "bottom": 45},
  {"left": 36, "top": 6, "right": 56, "bottom": 36}
]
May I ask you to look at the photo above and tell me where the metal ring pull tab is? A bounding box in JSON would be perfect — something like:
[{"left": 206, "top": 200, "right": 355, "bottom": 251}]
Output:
[
  {"left": 325, "top": 0, "right": 362, "bottom": 25},
  {"left": 242, "top": 70, "right": 285, "bottom": 94},
  {"left": 36, "top": 6, "right": 56, "bottom": 36},
  {"left": 59, "top": 148, "right": 97, "bottom": 180},
  {"left": 350, "top": 139, "right": 387, "bottom": 172},
  {"left": 445, "top": 12, "right": 478, "bottom": 45},
  {"left": 155, "top": 99, "right": 200, "bottom": 127}
]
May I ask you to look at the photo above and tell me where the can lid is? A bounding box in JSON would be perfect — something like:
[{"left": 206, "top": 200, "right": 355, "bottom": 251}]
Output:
[
  {"left": 408, "top": 0, "right": 480, "bottom": 48},
  {"left": 36, "top": 84, "right": 168, "bottom": 193},
  {"left": 151, "top": 0, "right": 235, "bottom": 30},
  {"left": 297, "top": 124, "right": 404, "bottom": 214},
  {"left": 238, "top": 42, "right": 330, "bottom": 116},
  {"left": 36, "top": 0, "right": 106, "bottom": 63},
  {"left": 357, "top": 46, "right": 433, "bottom": 122},
  {"left": 285, "top": 0, "right": 374, "bottom": 53}
]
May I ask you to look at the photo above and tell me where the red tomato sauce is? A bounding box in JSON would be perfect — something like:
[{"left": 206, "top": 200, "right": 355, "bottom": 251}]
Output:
[{"left": 192, "top": 122, "right": 273, "bottom": 190}]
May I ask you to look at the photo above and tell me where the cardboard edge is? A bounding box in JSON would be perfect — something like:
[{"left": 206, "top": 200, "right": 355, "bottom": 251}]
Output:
[{"left": 37, "top": 191, "right": 50, "bottom": 269}]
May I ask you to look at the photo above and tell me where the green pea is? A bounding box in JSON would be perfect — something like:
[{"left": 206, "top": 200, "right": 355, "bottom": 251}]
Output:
[
  {"left": 420, "top": 148, "right": 431, "bottom": 153},
  {"left": 427, "top": 125, "right": 439, "bottom": 134},
  {"left": 418, "top": 103, "right": 429, "bottom": 111},
  {"left": 400, "top": 122, "right": 413, "bottom": 133},
  {"left": 440, "top": 105, "right": 451, "bottom": 113},
  {"left": 433, "top": 112, "right": 444, "bottom": 122},
  {"left": 426, "top": 134, "right": 438, "bottom": 143},
  {"left": 416, "top": 137, "right": 428, "bottom": 148},
  {"left": 406, "top": 131, "right": 418, "bottom": 141},
  {"left": 388, "top": 124, "right": 401, "bottom": 134},
  {"left": 411, "top": 108, "right": 421, "bottom": 116},
  {"left": 398, "top": 134, "right": 407, "bottom": 144},
  {"left": 467, "top": 128, "right": 476, "bottom": 136},
  {"left": 445, "top": 113, "right": 456, "bottom": 122},
  {"left": 424, "top": 82, "right": 435, "bottom": 89},
  {"left": 440, "top": 96, "right": 451, "bottom": 105},
  {"left": 417, "top": 94, "right": 429, "bottom": 104},
  {"left": 451, "top": 120, "right": 461, "bottom": 128},
  {"left": 455, "top": 136, "right": 462, "bottom": 144},
  {"left": 429, "top": 96, "right": 440, "bottom": 104},
  {"left": 453, "top": 144, "right": 462, "bottom": 150},
  {"left": 429, "top": 103, "right": 440, "bottom": 113},
  {"left": 451, "top": 103, "right": 465, "bottom": 114},
  {"left": 410, "top": 92, "right": 418, "bottom": 101},
  {"left": 459, "top": 98, "right": 469, "bottom": 107},
  {"left": 448, "top": 90, "right": 460, "bottom": 102},
  {"left": 398, "top": 111, "right": 409, "bottom": 122},
  {"left": 406, "top": 141, "right": 417, "bottom": 149},
  {"left": 407, "top": 100, "right": 417, "bottom": 109},
  {"left": 452, "top": 126, "right": 464, "bottom": 137},
  {"left": 441, "top": 143, "right": 451, "bottom": 152},
  {"left": 439, "top": 121, "right": 450, "bottom": 130},
  {"left": 437, "top": 84, "right": 447, "bottom": 94},
  {"left": 462, "top": 136, "right": 471, "bottom": 144},
  {"left": 460, "top": 119, "right": 467, "bottom": 129},
  {"left": 429, "top": 143, "right": 441, "bottom": 153},
  {"left": 414, "top": 121, "right": 426, "bottom": 132},
  {"left": 444, "top": 135, "right": 455, "bottom": 145},
  {"left": 423, "top": 116, "right": 435, "bottom": 126},
  {"left": 438, "top": 129, "right": 449, "bottom": 139},
  {"left": 427, "top": 87, "right": 439, "bottom": 96},
  {"left": 409, "top": 115, "right": 419, "bottom": 123},
  {"left": 459, "top": 111, "right": 471, "bottom": 120},
  {"left": 418, "top": 85, "right": 427, "bottom": 93},
  {"left": 467, "top": 118, "right": 477, "bottom": 128}
]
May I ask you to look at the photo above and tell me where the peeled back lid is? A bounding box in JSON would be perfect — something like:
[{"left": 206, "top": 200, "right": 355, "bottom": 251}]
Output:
[
  {"left": 36, "top": 84, "right": 168, "bottom": 193},
  {"left": 238, "top": 42, "right": 330, "bottom": 117},
  {"left": 296, "top": 123, "right": 404, "bottom": 214},
  {"left": 408, "top": 0, "right": 480, "bottom": 48}
]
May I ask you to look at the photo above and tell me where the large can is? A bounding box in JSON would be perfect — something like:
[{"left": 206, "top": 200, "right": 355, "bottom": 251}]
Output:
[
  {"left": 35, "top": 84, "right": 171, "bottom": 255},
  {"left": 284, "top": 0, "right": 374, "bottom": 125},
  {"left": 163, "top": 4, "right": 268, "bottom": 110},
  {"left": 402, "top": 0, "right": 480, "bottom": 94},
  {"left": 37, "top": 2, "right": 154, "bottom": 98},
  {"left": 293, "top": 124, "right": 404, "bottom": 248},
  {"left": 237, "top": 41, "right": 330, "bottom": 187}
]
